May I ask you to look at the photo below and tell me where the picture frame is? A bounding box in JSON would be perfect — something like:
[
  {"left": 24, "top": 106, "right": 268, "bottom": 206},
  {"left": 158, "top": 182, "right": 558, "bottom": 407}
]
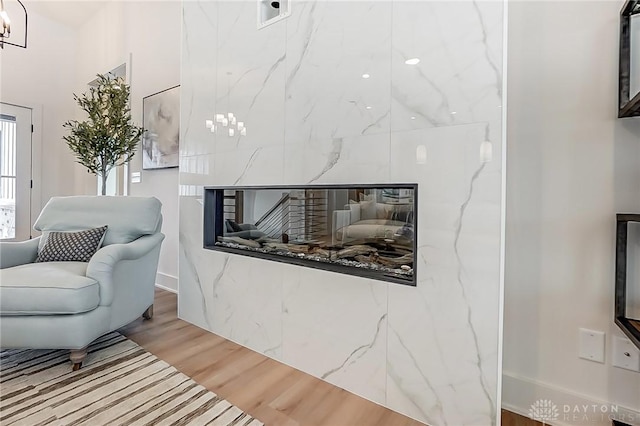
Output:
[
  {"left": 142, "top": 85, "right": 180, "bottom": 169},
  {"left": 619, "top": 0, "right": 640, "bottom": 118}
]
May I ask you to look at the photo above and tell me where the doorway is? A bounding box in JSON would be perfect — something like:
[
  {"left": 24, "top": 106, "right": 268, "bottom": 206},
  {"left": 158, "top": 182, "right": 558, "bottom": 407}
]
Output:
[{"left": 0, "top": 103, "right": 32, "bottom": 241}]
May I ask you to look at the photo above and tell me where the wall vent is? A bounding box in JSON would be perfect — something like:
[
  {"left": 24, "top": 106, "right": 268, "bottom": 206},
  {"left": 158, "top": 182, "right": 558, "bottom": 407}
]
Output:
[{"left": 258, "top": 0, "right": 289, "bottom": 29}]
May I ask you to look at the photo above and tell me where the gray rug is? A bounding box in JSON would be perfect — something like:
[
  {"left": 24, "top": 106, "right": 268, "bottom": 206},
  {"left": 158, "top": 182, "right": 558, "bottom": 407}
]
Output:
[{"left": 0, "top": 333, "right": 264, "bottom": 426}]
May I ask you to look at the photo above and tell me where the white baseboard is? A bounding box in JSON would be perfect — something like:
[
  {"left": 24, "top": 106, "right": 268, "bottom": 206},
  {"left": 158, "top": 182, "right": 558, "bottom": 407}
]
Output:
[
  {"left": 155, "top": 272, "right": 178, "bottom": 293},
  {"left": 502, "top": 372, "right": 640, "bottom": 426}
]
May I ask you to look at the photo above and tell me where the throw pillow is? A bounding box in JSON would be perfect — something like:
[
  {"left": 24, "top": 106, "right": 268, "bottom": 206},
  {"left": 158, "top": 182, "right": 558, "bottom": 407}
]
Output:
[
  {"left": 348, "top": 200, "right": 361, "bottom": 223},
  {"left": 35, "top": 226, "right": 108, "bottom": 263},
  {"left": 357, "top": 193, "right": 378, "bottom": 220},
  {"left": 228, "top": 220, "right": 244, "bottom": 232},
  {"left": 359, "top": 200, "right": 377, "bottom": 220},
  {"left": 376, "top": 203, "right": 388, "bottom": 220}
]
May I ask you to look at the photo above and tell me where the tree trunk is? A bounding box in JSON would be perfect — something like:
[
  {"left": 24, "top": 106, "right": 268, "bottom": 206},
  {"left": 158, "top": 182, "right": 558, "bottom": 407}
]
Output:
[{"left": 101, "top": 168, "right": 108, "bottom": 196}]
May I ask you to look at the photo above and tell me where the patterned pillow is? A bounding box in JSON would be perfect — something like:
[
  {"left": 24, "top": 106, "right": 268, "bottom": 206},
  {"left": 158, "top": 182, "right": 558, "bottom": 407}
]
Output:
[{"left": 35, "top": 226, "right": 108, "bottom": 263}]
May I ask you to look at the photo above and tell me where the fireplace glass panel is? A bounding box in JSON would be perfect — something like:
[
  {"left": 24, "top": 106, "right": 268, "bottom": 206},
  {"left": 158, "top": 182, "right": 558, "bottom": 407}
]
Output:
[{"left": 204, "top": 185, "right": 417, "bottom": 285}]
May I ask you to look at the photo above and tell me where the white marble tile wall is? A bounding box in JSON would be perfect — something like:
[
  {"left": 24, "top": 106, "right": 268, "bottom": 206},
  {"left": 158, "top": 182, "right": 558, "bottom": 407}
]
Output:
[
  {"left": 283, "top": 1, "right": 392, "bottom": 183},
  {"left": 282, "top": 267, "right": 388, "bottom": 403},
  {"left": 181, "top": 1, "right": 218, "bottom": 159},
  {"left": 180, "top": 1, "right": 505, "bottom": 424},
  {"left": 387, "top": 124, "right": 502, "bottom": 425}
]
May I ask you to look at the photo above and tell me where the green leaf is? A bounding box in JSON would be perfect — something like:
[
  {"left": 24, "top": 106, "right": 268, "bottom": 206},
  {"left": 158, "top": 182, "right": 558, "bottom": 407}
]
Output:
[{"left": 62, "top": 74, "right": 144, "bottom": 181}]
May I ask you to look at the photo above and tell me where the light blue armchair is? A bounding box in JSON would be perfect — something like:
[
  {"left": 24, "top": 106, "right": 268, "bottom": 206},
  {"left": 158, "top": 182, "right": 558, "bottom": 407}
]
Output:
[{"left": 0, "top": 196, "right": 165, "bottom": 369}]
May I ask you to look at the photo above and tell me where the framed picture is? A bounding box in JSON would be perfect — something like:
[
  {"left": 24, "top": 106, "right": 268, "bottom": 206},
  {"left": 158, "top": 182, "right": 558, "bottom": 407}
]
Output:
[
  {"left": 619, "top": 0, "right": 640, "bottom": 117},
  {"left": 142, "top": 85, "right": 180, "bottom": 169}
]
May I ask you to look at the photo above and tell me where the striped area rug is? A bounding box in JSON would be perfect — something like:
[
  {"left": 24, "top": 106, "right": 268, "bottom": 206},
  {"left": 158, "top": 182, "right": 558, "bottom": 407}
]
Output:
[{"left": 0, "top": 333, "right": 264, "bottom": 426}]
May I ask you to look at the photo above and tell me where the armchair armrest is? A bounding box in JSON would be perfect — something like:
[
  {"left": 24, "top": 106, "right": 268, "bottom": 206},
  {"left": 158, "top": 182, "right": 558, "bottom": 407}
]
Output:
[
  {"left": 86, "top": 233, "right": 165, "bottom": 306},
  {"left": 0, "top": 237, "right": 40, "bottom": 269}
]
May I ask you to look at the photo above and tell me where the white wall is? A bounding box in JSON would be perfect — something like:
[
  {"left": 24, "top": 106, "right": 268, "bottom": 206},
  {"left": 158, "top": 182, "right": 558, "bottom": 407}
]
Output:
[
  {"left": 0, "top": 7, "right": 79, "bottom": 209},
  {"left": 504, "top": 2, "right": 640, "bottom": 424},
  {"left": 124, "top": 2, "right": 180, "bottom": 292},
  {"left": 75, "top": 1, "right": 181, "bottom": 290}
]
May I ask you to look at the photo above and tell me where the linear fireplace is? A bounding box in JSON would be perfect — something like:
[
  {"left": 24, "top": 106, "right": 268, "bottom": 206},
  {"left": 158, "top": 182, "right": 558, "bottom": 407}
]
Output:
[{"left": 203, "top": 184, "right": 417, "bottom": 285}]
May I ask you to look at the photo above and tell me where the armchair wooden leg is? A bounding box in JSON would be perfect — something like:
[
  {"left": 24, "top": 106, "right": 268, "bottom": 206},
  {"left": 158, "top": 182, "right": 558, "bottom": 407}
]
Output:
[
  {"left": 70, "top": 348, "right": 88, "bottom": 371},
  {"left": 142, "top": 304, "right": 154, "bottom": 320}
]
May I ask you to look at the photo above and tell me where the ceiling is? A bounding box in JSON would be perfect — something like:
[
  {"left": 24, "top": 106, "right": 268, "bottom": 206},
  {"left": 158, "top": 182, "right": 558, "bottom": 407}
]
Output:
[{"left": 25, "top": 0, "right": 108, "bottom": 29}]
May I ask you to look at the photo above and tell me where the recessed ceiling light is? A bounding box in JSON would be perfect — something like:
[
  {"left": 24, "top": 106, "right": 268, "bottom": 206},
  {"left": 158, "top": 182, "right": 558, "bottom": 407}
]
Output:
[
  {"left": 410, "top": 116, "right": 416, "bottom": 120},
  {"left": 451, "top": 111, "right": 457, "bottom": 115},
  {"left": 362, "top": 73, "right": 371, "bottom": 79},
  {"left": 405, "top": 58, "right": 420, "bottom": 65},
  {"left": 366, "top": 106, "right": 372, "bottom": 110}
]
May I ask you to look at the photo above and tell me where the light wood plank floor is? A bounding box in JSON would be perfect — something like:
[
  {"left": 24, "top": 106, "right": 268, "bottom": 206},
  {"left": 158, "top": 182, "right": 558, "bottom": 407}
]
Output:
[{"left": 120, "top": 289, "right": 538, "bottom": 426}]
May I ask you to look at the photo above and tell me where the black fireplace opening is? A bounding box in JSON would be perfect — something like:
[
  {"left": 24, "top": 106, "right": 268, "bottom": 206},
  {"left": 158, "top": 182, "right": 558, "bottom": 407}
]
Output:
[{"left": 203, "top": 184, "right": 417, "bottom": 286}]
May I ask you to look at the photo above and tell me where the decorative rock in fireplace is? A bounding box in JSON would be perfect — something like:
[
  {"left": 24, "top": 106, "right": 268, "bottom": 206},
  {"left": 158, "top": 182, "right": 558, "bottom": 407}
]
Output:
[{"left": 204, "top": 184, "right": 417, "bottom": 285}]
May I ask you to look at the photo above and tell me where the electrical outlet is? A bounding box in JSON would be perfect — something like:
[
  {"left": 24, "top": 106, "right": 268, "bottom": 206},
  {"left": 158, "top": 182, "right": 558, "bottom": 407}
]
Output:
[
  {"left": 578, "top": 328, "right": 605, "bottom": 363},
  {"left": 612, "top": 336, "right": 640, "bottom": 372}
]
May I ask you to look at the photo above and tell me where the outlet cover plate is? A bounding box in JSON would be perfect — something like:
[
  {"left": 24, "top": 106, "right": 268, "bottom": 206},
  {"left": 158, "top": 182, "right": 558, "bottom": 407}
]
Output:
[
  {"left": 612, "top": 336, "right": 640, "bottom": 372},
  {"left": 579, "top": 328, "right": 605, "bottom": 363}
]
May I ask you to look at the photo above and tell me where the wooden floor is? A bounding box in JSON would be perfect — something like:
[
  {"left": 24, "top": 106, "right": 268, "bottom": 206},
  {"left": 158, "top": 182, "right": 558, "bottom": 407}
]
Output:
[
  {"left": 120, "top": 289, "right": 538, "bottom": 426},
  {"left": 501, "top": 411, "right": 543, "bottom": 426}
]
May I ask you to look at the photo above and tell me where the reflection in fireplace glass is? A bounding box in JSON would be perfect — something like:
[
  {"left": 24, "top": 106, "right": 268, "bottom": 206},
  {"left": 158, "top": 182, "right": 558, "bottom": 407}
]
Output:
[{"left": 205, "top": 185, "right": 416, "bottom": 285}]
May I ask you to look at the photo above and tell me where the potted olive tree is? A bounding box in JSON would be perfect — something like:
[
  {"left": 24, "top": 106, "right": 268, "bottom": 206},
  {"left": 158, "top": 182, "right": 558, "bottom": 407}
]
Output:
[{"left": 63, "top": 74, "right": 143, "bottom": 195}]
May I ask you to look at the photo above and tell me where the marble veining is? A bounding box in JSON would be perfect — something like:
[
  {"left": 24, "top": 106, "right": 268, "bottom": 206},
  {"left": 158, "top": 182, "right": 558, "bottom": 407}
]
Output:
[
  {"left": 387, "top": 324, "right": 447, "bottom": 426},
  {"left": 390, "top": 1, "right": 503, "bottom": 133},
  {"left": 471, "top": 0, "right": 503, "bottom": 99},
  {"left": 453, "top": 161, "right": 496, "bottom": 421},
  {"left": 284, "top": 2, "right": 317, "bottom": 89},
  {"left": 321, "top": 313, "right": 387, "bottom": 380},
  {"left": 180, "top": 0, "right": 504, "bottom": 423},
  {"left": 180, "top": 237, "right": 212, "bottom": 329},
  {"left": 233, "top": 148, "right": 263, "bottom": 185},
  {"left": 249, "top": 53, "right": 286, "bottom": 110},
  {"left": 308, "top": 138, "right": 342, "bottom": 183},
  {"left": 211, "top": 255, "right": 230, "bottom": 303},
  {"left": 281, "top": 269, "right": 388, "bottom": 403},
  {"left": 178, "top": 197, "right": 213, "bottom": 330},
  {"left": 361, "top": 111, "right": 391, "bottom": 136},
  {"left": 263, "top": 343, "right": 282, "bottom": 357},
  {"left": 285, "top": 1, "right": 392, "bottom": 143},
  {"left": 384, "top": 121, "right": 500, "bottom": 424}
]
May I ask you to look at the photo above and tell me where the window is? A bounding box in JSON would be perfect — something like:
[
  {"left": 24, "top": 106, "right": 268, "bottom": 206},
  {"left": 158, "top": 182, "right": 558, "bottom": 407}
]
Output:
[{"left": 0, "top": 114, "right": 17, "bottom": 239}]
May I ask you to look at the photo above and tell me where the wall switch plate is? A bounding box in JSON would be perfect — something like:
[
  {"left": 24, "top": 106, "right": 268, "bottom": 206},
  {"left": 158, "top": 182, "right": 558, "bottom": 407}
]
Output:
[
  {"left": 578, "top": 328, "right": 605, "bottom": 363},
  {"left": 612, "top": 336, "right": 640, "bottom": 372},
  {"left": 131, "top": 172, "right": 141, "bottom": 184}
]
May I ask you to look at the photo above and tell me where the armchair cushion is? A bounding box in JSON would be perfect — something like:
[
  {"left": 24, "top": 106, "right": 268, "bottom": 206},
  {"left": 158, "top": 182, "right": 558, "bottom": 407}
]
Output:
[
  {"left": 34, "top": 196, "right": 162, "bottom": 245},
  {"left": 35, "top": 225, "right": 108, "bottom": 263},
  {"left": 0, "top": 262, "right": 99, "bottom": 315}
]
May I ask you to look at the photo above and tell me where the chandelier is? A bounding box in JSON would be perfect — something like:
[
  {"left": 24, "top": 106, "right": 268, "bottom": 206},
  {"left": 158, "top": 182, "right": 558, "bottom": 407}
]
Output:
[{"left": 0, "top": 0, "right": 27, "bottom": 49}]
